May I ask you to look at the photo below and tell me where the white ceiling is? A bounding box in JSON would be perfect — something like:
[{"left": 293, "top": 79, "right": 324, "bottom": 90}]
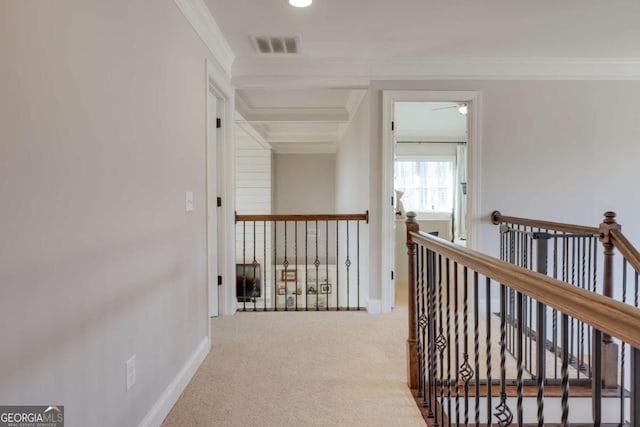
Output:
[
  {"left": 205, "top": 0, "right": 640, "bottom": 152},
  {"left": 395, "top": 102, "right": 467, "bottom": 142}
]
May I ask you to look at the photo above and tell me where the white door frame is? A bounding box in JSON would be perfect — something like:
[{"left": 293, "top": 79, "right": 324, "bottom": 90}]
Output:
[
  {"left": 206, "top": 59, "right": 236, "bottom": 325},
  {"left": 381, "top": 90, "right": 482, "bottom": 313}
]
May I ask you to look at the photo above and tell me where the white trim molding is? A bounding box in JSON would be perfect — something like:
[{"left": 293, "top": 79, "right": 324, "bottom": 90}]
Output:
[
  {"left": 174, "top": 0, "right": 235, "bottom": 78},
  {"left": 381, "top": 90, "right": 482, "bottom": 314},
  {"left": 139, "top": 337, "right": 210, "bottom": 427},
  {"left": 232, "top": 57, "right": 640, "bottom": 88},
  {"left": 367, "top": 299, "right": 382, "bottom": 315}
]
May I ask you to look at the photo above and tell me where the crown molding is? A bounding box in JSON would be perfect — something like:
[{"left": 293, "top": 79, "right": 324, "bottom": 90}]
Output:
[
  {"left": 235, "top": 112, "right": 272, "bottom": 151},
  {"left": 174, "top": 0, "right": 235, "bottom": 78},
  {"left": 232, "top": 57, "right": 640, "bottom": 88},
  {"left": 271, "top": 141, "right": 337, "bottom": 154},
  {"left": 243, "top": 108, "right": 349, "bottom": 123}
]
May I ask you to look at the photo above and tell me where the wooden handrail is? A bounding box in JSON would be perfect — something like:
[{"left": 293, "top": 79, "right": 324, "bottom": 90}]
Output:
[
  {"left": 610, "top": 229, "right": 640, "bottom": 275},
  {"left": 491, "top": 210, "right": 600, "bottom": 235},
  {"left": 235, "top": 212, "right": 369, "bottom": 224},
  {"left": 409, "top": 230, "right": 640, "bottom": 349}
]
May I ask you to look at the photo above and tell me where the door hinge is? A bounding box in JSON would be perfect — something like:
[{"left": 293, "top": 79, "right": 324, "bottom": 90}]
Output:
[
  {"left": 218, "top": 275, "right": 222, "bottom": 286},
  {"left": 216, "top": 118, "right": 221, "bottom": 129},
  {"left": 391, "top": 196, "right": 394, "bottom": 206},
  {"left": 217, "top": 197, "right": 222, "bottom": 207},
  {"left": 391, "top": 121, "right": 394, "bottom": 131},
  {"left": 391, "top": 271, "right": 394, "bottom": 280}
]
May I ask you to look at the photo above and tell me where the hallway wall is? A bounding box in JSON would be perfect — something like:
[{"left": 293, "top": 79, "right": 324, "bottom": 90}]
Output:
[
  {"left": 369, "top": 80, "right": 640, "bottom": 303},
  {"left": 273, "top": 153, "right": 336, "bottom": 214},
  {"left": 0, "top": 0, "right": 225, "bottom": 425}
]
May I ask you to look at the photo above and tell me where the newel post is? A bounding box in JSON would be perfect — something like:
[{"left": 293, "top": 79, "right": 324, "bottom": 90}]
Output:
[
  {"left": 599, "top": 211, "right": 620, "bottom": 388},
  {"left": 406, "top": 211, "right": 420, "bottom": 389}
]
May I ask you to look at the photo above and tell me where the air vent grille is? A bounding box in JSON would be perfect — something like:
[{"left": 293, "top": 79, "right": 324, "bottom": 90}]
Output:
[{"left": 251, "top": 36, "right": 300, "bottom": 54}]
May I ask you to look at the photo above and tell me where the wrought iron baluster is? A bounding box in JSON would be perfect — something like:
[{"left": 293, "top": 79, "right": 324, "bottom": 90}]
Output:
[
  {"left": 284, "top": 221, "right": 289, "bottom": 311},
  {"left": 420, "top": 248, "right": 429, "bottom": 408},
  {"left": 294, "top": 221, "right": 298, "bottom": 311},
  {"left": 242, "top": 221, "right": 247, "bottom": 312},
  {"left": 473, "top": 271, "right": 480, "bottom": 427},
  {"left": 516, "top": 291, "right": 524, "bottom": 426},
  {"left": 561, "top": 312, "right": 570, "bottom": 427},
  {"left": 357, "top": 220, "right": 360, "bottom": 310},
  {"left": 454, "top": 262, "right": 460, "bottom": 426},
  {"left": 446, "top": 259, "right": 452, "bottom": 426},
  {"left": 417, "top": 246, "right": 425, "bottom": 400},
  {"left": 346, "top": 221, "right": 351, "bottom": 310},
  {"left": 315, "top": 220, "right": 319, "bottom": 311},
  {"left": 459, "top": 266, "right": 473, "bottom": 427},
  {"left": 253, "top": 221, "right": 258, "bottom": 311},
  {"left": 438, "top": 255, "right": 446, "bottom": 426},
  {"left": 264, "top": 220, "right": 267, "bottom": 311},
  {"left": 336, "top": 221, "right": 339, "bottom": 310},
  {"left": 621, "top": 259, "right": 628, "bottom": 427},
  {"left": 496, "top": 281, "right": 513, "bottom": 427},
  {"left": 485, "top": 277, "right": 493, "bottom": 427},
  {"left": 273, "top": 221, "right": 277, "bottom": 311},
  {"left": 534, "top": 234, "right": 548, "bottom": 427},
  {"left": 305, "top": 221, "right": 308, "bottom": 311},
  {"left": 553, "top": 232, "right": 558, "bottom": 379},
  {"left": 428, "top": 249, "right": 437, "bottom": 421},
  {"left": 325, "top": 220, "right": 329, "bottom": 311}
]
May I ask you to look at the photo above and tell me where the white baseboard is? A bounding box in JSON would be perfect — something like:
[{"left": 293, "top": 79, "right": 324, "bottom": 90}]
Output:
[
  {"left": 139, "top": 336, "right": 211, "bottom": 427},
  {"left": 367, "top": 299, "right": 382, "bottom": 314}
]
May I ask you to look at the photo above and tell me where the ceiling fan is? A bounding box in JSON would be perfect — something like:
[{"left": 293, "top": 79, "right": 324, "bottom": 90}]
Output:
[{"left": 432, "top": 103, "right": 468, "bottom": 115}]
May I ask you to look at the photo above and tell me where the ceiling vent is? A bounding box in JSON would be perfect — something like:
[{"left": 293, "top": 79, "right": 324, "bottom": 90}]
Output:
[{"left": 251, "top": 36, "right": 300, "bottom": 54}]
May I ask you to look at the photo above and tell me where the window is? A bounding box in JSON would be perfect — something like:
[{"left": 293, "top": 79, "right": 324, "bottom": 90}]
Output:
[{"left": 395, "top": 158, "right": 455, "bottom": 213}]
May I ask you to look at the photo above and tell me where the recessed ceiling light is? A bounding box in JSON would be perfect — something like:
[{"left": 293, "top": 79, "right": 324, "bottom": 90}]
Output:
[{"left": 289, "top": 0, "right": 312, "bottom": 7}]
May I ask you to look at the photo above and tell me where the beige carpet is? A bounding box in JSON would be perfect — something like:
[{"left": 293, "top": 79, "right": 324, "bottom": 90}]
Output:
[{"left": 162, "top": 286, "right": 425, "bottom": 426}]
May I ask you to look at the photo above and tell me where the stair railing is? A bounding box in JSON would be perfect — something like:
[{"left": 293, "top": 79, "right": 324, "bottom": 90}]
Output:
[
  {"left": 405, "top": 211, "right": 640, "bottom": 426},
  {"left": 234, "top": 212, "right": 368, "bottom": 311}
]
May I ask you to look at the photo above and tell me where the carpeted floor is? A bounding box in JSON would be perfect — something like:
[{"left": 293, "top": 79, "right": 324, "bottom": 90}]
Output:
[{"left": 162, "top": 284, "right": 425, "bottom": 426}]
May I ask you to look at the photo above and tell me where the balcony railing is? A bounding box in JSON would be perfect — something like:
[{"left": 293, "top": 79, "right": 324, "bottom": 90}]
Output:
[
  {"left": 235, "top": 212, "right": 368, "bottom": 312},
  {"left": 405, "top": 211, "right": 640, "bottom": 426}
]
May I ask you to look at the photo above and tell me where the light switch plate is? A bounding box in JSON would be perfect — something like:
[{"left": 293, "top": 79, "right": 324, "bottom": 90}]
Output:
[
  {"left": 126, "top": 354, "right": 136, "bottom": 391},
  {"left": 185, "top": 191, "right": 194, "bottom": 212}
]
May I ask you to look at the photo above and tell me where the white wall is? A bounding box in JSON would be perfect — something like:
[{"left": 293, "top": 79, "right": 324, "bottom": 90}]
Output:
[
  {"left": 235, "top": 127, "right": 272, "bottom": 214},
  {"left": 369, "top": 80, "right": 640, "bottom": 302},
  {"left": 273, "top": 154, "right": 336, "bottom": 214},
  {"left": 0, "top": 0, "right": 225, "bottom": 425},
  {"left": 335, "top": 92, "right": 371, "bottom": 308}
]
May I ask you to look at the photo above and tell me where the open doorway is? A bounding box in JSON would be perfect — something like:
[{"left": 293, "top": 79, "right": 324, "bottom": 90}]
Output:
[
  {"left": 381, "top": 91, "right": 480, "bottom": 312},
  {"left": 392, "top": 101, "right": 469, "bottom": 291}
]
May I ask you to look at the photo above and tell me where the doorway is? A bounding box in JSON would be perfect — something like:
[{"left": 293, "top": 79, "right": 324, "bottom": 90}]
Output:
[
  {"left": 381, "top": 91, "right": 480, "bottom": 312},
  {"left": 393, "top": 101, "right": 469, "bottom": 289}
]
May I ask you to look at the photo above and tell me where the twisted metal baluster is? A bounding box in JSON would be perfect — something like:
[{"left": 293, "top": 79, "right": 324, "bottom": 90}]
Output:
[
  {"left": 428, "top": 250, "right": 437, "bottom": 420},
  {"left": 253, "top": 221, "right": 258, "bottom": 311},
  {"left": 561, "top": 312, "right": 570, "bottom": 426},
  {"left": 485, "top": 277, "right": 494, "bottom": 426},
  {"left": 294, "top": 221, "right": 298, "bottom": 311},
  {"left": 420, "top": 248, "right": 429, "bottom": 407},
  {"left": 552, "top": 232, "right": 558, "bottom": 379},
  {"left": 437, "top": 255, "right": 447, "bottom": 427},
  {"left": 264, "top": 221, "right": 267, "bottom": 311},
  {"left": 454, "top": 262, "right": 461, "bottom": 426},
  {"left": 621, "top": 259, "right": 628, "bottom": 427},
  {"left": 446, "top": 259, "right": 452, "bottom": 425},
  {"left": 496, "top": 282, "right": 513, "bottom": 427},
  {"left": 473, "top": 271, "right": 480, "bottom": 427},
  {"left": 459, "top": 267, "right": 474, "bottom": 427}
]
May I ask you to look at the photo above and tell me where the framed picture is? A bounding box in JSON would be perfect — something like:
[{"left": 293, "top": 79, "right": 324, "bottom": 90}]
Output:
[
  {"left": 280, "top": 269, "right": 297, "bottom": 282},
  {"left": 277, "top": 285, "right": 286, "bottom": 295},
  {"left": 320, "top": 283, "right": 332, "bottom": 294}
]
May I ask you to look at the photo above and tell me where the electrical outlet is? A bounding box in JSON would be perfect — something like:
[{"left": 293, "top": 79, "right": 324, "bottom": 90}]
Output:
[{"left": 126, "top": 355, "right": 136, "bottom": 391}]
